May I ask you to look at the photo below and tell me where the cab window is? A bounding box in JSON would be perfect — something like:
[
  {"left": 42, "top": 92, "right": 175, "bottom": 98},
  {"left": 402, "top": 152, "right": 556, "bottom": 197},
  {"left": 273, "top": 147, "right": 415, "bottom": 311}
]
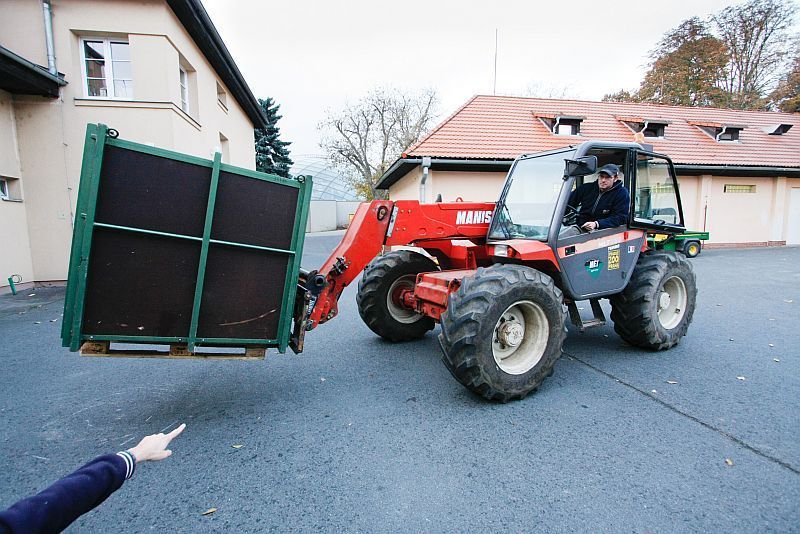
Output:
[{"left": 633, "top": 155, "right": 682, "bottom": 226}]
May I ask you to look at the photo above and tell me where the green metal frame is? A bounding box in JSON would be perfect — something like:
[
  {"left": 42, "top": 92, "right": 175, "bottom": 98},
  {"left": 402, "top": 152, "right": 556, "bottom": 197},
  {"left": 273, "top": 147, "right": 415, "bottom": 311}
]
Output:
[{"left": 62, "top": 123, "right": 312, "bottom": 354}]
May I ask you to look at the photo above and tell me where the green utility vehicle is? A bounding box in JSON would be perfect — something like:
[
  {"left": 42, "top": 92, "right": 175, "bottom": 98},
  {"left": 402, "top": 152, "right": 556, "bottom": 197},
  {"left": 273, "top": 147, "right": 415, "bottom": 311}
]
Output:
[{"left": 650, "top": 231, "right": 709, "bottom": 258}]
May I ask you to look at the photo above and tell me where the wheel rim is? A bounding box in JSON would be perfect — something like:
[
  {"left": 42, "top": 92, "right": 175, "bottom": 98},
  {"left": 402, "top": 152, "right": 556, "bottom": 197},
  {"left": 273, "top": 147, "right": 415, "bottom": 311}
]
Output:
[
  {"left": 386, "top": 275, "right": 423, "bottom": 324},
  {"left": 687, "top": 243, "right": 699, "bottom": 256},
  {"left": 492, "top": 301, "right": 549, "bottom": 375},
  {"left": 658, "top": 276, "right": 688, "bottom": 329}
]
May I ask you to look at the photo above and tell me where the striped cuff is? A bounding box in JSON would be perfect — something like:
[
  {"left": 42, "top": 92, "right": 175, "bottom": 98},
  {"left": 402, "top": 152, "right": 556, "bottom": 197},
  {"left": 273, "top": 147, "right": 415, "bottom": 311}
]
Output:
[{"left": 116, "top": 450, "right": 136, "bottom": 480}]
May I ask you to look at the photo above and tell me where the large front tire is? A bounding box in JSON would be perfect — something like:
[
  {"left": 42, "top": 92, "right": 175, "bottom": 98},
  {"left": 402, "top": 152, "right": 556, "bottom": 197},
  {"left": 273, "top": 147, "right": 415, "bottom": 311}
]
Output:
[
  {"left": 439, "top": 265, "right": 567, "bottom": 402},
  {"left": 610, "top": 251, "right": 697, "bottom": 350},
  {"left": 357, "top": 250, "right": 437, "bottom": 342}
]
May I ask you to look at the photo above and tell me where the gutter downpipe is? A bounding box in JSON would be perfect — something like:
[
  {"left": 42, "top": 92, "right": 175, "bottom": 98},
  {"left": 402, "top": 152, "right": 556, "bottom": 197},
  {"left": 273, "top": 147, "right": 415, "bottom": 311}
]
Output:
[
  {"left": 419, "top": 156, "right": 431, "bottom": 203},
  {"left": 42, "top": 0, "right": 57, "bottom": 75}
]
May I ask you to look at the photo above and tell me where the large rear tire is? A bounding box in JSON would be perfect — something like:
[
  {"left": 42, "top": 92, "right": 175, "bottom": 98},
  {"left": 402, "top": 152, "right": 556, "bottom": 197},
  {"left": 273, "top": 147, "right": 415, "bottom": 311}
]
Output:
[
  {"left": 439, "top": 264, "right": 567, "bottom": 402},
  {"left": 357, "top": 250, "right": 437, "bottom": 342},
  {"left": 610, "top": 251, "right": 697, "bottom": 350}
]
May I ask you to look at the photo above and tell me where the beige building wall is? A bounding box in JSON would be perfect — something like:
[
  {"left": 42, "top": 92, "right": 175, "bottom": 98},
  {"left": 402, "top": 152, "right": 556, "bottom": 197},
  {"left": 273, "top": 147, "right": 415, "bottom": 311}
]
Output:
[
  {"left": 0, "top": 0, "right": 258, "bottom": 289},
  {"left": 0, "top": 90, "right": 36, "bottom": 288},
  {"left": 389, "top": 168, "right": 506, "bottom": 203}
]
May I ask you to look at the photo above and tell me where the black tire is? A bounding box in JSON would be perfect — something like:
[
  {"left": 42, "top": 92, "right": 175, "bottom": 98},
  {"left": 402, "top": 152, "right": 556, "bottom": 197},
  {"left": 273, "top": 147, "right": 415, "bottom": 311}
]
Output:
[
  {"left": 683, "top": 240, "right": 701, "bottom": 258},
  {"left": 356, "top": 250, "right": 437, "bottom": 341},
  {"left": 610, "top": 251, "right": 697, "bottom": 350},
  {"left": 439, "top": 264, "right": 567, "bottom": 402}
]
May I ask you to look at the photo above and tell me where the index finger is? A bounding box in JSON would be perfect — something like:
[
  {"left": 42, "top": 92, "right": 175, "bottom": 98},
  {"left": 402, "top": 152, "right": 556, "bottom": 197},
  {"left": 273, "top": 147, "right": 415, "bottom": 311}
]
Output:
[{"left": 165, "top": 423, "right": 186, "bottom": 441}]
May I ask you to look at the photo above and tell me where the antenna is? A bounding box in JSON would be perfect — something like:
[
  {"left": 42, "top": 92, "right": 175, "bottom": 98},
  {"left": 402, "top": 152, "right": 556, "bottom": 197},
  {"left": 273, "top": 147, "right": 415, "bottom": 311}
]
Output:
[{"left": 493, "top": 29, "right": 498, "bottom": 95}]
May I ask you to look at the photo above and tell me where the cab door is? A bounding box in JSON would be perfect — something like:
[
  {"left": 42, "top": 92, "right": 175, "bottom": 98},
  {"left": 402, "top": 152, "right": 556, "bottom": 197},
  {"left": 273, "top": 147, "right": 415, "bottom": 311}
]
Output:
[{"left": 629, "top": 151, "right": 686, "bottom": 234}]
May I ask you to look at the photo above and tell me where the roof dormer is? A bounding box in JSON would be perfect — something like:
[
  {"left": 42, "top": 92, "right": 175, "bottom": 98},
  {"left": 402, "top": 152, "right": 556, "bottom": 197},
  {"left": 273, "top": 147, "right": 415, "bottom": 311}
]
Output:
[
  {"left": 689, "top": 121, "right": 745, "bottom": 142},
  {"left": 763, "top": 124, "right": 793, "bottom": 135},
  {"left": 534, "top": 113, "right": 584, "bottom": 136},
  {"left": 617, "top": 116, "right": 670, "bottom": 138}
]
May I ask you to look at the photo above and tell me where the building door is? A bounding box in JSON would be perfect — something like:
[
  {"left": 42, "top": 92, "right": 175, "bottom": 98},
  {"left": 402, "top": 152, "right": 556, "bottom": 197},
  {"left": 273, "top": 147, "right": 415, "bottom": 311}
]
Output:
[{"left": 788, "top": 188, "right": 800, "bottom": 245}]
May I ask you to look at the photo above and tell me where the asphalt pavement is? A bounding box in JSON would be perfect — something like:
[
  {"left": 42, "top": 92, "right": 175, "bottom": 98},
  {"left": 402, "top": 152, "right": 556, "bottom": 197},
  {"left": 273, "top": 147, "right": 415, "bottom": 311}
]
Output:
[{"left": 0, "top": 237, "right": 798, "bottom": 533}]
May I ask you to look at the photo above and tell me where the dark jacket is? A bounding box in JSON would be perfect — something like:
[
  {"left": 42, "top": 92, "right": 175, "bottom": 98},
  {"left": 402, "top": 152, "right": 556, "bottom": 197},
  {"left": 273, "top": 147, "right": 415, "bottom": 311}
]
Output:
[
  {"left": 568, "top": 179, "right": 630, "bottom": 229},
  {"left": 0, "top": 451, "right": 135, "bottom": 533}
]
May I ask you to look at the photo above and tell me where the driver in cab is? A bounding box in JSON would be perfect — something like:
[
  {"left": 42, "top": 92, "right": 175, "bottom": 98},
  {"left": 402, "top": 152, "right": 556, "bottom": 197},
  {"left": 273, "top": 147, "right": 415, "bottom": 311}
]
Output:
[{"left": 567, "top": 163, "right": 630, "bottom": 232}]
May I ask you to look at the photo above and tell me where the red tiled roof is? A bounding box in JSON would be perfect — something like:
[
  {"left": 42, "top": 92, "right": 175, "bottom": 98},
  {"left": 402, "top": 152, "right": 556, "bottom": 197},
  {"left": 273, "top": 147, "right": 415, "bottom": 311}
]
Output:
[{"left": 406, "top": 95, "right": 800, "bottom": 167}]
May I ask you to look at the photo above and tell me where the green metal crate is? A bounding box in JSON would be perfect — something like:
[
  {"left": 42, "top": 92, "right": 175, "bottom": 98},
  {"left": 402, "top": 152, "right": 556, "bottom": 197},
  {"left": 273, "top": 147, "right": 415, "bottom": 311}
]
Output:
[{"left": 62, "top": 124, "right": 312, "bottom": 356}]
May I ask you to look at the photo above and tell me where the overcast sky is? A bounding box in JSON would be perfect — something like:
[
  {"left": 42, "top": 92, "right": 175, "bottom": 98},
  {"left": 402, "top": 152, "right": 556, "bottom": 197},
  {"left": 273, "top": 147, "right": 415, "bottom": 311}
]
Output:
[{"left": 202, "top": 0, "right": 756, "bottom": 157}]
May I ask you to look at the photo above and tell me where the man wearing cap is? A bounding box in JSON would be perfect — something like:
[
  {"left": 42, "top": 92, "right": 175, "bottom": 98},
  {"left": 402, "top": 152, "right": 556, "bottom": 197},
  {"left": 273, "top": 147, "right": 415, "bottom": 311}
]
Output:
[{"left": 566, "top": 163, "right": 630, "bottom": 232}]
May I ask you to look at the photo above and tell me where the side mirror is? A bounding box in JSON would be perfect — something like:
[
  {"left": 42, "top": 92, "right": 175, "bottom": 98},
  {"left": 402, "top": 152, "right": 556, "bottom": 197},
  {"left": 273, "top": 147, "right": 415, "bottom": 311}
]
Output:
[{"left": 564, "top": 156, "right": 597, "bottom": 177}]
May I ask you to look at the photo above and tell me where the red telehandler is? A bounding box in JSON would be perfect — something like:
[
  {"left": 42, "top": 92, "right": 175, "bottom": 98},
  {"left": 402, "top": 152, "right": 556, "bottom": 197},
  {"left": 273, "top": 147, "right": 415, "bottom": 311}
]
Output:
[
  {"left": 63, "top": 126, "right": 696, "bottom": 403},
  {"left": 295, "top": 140, "right": 697, "bottom": 401}
]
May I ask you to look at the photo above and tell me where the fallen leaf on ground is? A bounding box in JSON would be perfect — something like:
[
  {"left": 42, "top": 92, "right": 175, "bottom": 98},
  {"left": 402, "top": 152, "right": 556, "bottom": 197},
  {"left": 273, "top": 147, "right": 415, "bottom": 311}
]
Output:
[
  {"left": 651, "top": 390, "right": 658, "bottom": 394},
  {"left": 202, "top": 508, "right": 217, "bottom": 516},
  {"left": 774, "top": 358, "right": 780, "bottom": 362},
  {"left": 28, "top": 293, "right": 36, "bottom": 297},
  {"left": 50, "top": 319, "right": 58, "bottom": 322},
  {"left": 724, "top": 458, "right": 734, "bottom": 466},
  {"left": 716, "top": 303, "right": 722, "bottom": 306},
  {"left": 320, "top": 377, "right": 326, "bottom": 382},
  {"left": 667, "top": 380, "right": 678, "bottom": 384},
  {"left": 33, "top": 321, "right": 41, "bottom": 324},
  {"left": 231, "top": 444, "right": 243, "bottom": 449},
  {"left": 768, "top": 344, "right": 774, "bottom": 347},
  {"left": 729, "top": 338, "right": 734, "bottom": 341},
  {"left": 785, "top": 299, "right": 794, "bottom": 303},
  {"left": 736, "top": 376, "right": 746, "bottom": 381},
  {"left": 768, "top": 318, "right": 776, "bottom": 321}
]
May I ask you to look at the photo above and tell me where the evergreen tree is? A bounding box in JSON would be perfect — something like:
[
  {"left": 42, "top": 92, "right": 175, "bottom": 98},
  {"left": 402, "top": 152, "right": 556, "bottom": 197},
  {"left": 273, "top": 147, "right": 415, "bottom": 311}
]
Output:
[{"left": 254, "top": 97, "right": 293, "bottom": 177}]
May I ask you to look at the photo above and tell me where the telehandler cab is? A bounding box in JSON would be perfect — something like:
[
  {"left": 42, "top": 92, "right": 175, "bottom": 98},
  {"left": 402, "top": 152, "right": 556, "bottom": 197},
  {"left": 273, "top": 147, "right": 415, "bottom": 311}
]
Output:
[{"left": 301, "top": 141, "right": 697, "bottom": 401}]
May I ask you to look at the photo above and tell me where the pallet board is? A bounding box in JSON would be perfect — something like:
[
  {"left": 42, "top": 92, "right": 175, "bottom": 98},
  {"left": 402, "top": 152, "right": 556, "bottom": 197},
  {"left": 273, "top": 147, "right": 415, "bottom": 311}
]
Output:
[{"left": 62, "top": 124, "right": 312, "bottom": 356}]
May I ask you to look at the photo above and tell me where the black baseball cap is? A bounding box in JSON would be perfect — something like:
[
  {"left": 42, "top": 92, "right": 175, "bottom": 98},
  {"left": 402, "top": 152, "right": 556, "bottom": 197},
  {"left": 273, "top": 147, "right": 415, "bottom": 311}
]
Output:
[{"left": 598, "top": 164, "right": 620, "bottom": 176}]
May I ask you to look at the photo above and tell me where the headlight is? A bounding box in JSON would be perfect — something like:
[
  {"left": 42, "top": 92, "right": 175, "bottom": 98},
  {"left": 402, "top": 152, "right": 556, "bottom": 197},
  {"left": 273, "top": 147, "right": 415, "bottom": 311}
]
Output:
[{"left": 494, "top": 245, "right": 509, "bottom": 257}]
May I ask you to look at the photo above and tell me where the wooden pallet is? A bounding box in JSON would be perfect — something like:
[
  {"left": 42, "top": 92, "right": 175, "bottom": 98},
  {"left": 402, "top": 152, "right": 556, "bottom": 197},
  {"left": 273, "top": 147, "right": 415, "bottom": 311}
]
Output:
[{"left": 79, "top": 341, "right": 266, "bottom": 360}]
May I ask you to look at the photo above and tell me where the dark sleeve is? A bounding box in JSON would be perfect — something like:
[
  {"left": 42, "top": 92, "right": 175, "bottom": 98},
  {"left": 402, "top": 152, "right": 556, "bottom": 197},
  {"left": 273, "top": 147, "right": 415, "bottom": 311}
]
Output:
[
  {"left": 596, "top": 187, "right": 630, "bottom": 229},
  {"left": 0, "top": 451, "right": 135, "bottom": 534}
]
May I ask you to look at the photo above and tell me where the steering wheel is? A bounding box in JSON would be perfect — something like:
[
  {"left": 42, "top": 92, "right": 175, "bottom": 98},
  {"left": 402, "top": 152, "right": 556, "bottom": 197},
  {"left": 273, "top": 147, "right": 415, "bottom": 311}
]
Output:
[{"left": 562, "top": 205, "right": 579, "bottom": 226}]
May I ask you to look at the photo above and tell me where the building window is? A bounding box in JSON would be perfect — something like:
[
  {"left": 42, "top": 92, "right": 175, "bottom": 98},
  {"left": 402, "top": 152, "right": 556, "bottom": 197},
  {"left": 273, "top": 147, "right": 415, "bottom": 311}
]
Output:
[
  {"left": 692, "top": 122, "right": 743, "bottom": 142},
  {"left": 766, "top": 124, "right": 792, "bottom": 135},
  {"left": 717, "top": 128, "right": 741, "bottom": 142},
  {"left": 556, "top": 119, "right": 581, "bottom": 136},
  {"left": 179, "top": 67, "right": 189, "bottom": 113},
  {"left": 80, "top": 38, "right": 132, "bottom": 99},
  {"left": 641, "top": 122, "right": 666, "bottom": 138},
  {"left": 218, "top": 132, "right": 230, "bottom": 162},
  {"left": 216, "top": 81, "right": 227, "bottom": 110},
  {"left": 620, "top": 119, "right": 668, "bottom": 138},
  {"left": 0, "top": 177, "right": 22, "bottom": 201},
  {"left": 724, "top": 184, "right": 756, "bottom": 193}
]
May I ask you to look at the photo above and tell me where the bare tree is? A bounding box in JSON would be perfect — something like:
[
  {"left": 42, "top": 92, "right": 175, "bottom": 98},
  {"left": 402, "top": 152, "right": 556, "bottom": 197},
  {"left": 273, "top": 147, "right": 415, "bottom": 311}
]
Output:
[
  {"left": 521, "top": 81, "right": 577, "bottom": 100},
  {"left": 713, "top": 0, "right": 798, "bottom": 108},
  {"left": 319, "top": 88, "right": 438, "bottom": 200}
]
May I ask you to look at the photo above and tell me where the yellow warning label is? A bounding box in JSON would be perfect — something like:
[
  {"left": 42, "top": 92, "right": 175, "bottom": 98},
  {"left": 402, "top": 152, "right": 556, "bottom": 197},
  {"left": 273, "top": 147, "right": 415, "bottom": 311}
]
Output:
[{"left": 608, "top": 248, "right": 621, "bottom": 270}]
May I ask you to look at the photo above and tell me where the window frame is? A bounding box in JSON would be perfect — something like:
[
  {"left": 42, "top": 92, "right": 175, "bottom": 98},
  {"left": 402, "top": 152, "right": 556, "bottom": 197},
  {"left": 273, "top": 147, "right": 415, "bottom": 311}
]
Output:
[
  {"left": 628, "top": 150, "right": 686, "bottom": 234},
  {"left": 0, "top": 176, "right": 22, "bottom": 202},
  {"left": 216, "top": 80, "right": 228, "bottom": 111},
  {"left": 179, "top": 66, "right": 190, "bottom": 113},
  {"left": 79, "top": 37, "right": 133, "bottom": 100}
]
